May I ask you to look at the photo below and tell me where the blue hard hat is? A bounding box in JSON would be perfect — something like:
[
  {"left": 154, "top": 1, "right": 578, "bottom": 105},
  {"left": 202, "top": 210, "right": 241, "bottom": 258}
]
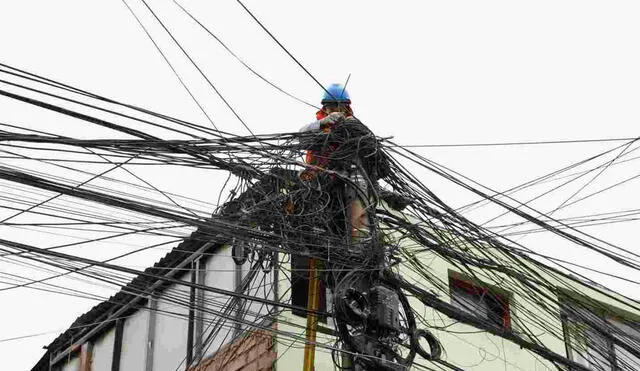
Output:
[{"left": 321, "top": 83, "right": 351, "bottom": 105}]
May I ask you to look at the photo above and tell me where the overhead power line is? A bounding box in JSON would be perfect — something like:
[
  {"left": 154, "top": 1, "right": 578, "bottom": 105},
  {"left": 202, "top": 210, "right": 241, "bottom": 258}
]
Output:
[{"left": 391, "top": 137, "right": 637, "bottom": 148}]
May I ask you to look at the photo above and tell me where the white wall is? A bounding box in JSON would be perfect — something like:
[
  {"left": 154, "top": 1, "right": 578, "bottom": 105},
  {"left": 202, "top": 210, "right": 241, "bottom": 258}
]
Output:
[
  {"left": 91, "top": 327, "right": 115, "bottom": 371},
  {"left": 59, "top": 356, "right": 78, "bottom": 371},
  {"left": 152, "top": 274, "right": 191, "bottom": 371},
  {"left": 242, "top": 269, "right": 274, "bottom": 328},
  {"left": 202, "top": 245, "right": 236, "bottom": 358},
  {"left": 119, "top": 306, "right": 149, "bottom": 370},
  {"left": 51, "top": 245, "right": 276, "bottom": 371}
]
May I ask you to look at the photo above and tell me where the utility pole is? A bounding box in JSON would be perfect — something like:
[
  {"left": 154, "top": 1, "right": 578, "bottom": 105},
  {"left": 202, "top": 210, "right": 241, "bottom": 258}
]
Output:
[{"left": 302, "top": 259, "right": 321, "bottom": 371}]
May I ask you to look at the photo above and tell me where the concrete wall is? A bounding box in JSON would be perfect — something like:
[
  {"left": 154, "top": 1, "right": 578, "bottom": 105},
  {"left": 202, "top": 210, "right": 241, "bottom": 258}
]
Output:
[
  {"left": 400, "top": 250, "right": 558, "bottom": 371},
  {"left": 59, "top": 356, "right": 78, "bottom": 371},
  {"left": 274, "top": 243, "right": 640, "bottom": 371},
  {"left": 274, "top": 257, "right": 552, "bottom": 370},
  {"left": 202, "top": 245, "right": 236, "bottom": 358},
  {"left": 242, "top": 269, "right": 273, "bottom": 329},
  {"left": 119, "top": 306, "right": 149, "bottom": 370},
  {"left": 49, "top": 244, "right": 249, "bottom": 371},
  {"left": 152, "top": 275, "right": 191, "bottom": 371},
  {"left": 91, "top": 328, "right": 115, "bottom": 371}
]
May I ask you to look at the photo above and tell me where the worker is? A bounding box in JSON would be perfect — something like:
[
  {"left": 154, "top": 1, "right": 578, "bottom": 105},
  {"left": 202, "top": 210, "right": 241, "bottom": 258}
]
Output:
[
  {"left": 299, "top": 83, "right": 386, "bottom": 239},
  {"left": 299, "top": 83, "right": 353, "bottom": 135},
  {"left": 299, "top": 83, "right": 351, "bottom": 173}
]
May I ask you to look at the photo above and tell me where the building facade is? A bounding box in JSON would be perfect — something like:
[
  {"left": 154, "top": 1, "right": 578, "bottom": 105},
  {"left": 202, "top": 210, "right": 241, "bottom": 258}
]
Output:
[{"left": 31, "top": 226, "right": 640, "bottom": 371}]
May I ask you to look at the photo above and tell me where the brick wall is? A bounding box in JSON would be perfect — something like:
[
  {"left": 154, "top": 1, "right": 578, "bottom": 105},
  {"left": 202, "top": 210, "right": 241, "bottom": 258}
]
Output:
[{"left": 190, "top": 329, "right": 276, "bottom": 371}]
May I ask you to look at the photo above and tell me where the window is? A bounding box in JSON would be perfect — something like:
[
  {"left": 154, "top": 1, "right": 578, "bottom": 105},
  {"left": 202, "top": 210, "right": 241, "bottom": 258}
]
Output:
[
  {"left": 449, "top": 272, "right": 511, "bottom": 330},
  {"left": 561, "top": 300, "right": 640, "bottom": 371},
  {"left": 290, "top": 255, "right": 326, "bottom": 320}
]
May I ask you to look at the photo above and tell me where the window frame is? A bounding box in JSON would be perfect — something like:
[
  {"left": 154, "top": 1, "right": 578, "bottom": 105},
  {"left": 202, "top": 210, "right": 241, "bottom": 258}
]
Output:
[
  {"left": 559, "top": 292, "right": 640, "bottom": 371},
  {"left": 448, "top": 270, "right": 512, "bottom": 331}
]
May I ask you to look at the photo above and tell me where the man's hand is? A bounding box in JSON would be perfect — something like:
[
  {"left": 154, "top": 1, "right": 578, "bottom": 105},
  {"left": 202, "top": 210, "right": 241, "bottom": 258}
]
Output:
[
  {"left": 318, "top": 112, "right": 345, "bottom": 130},
  {"left": 299, "top": 112, "right": 345, "bottom": 133}
]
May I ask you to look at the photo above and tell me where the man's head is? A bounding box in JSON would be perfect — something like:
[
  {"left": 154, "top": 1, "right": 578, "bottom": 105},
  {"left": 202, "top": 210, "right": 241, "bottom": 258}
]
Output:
[
  {"left": 322, "top": 103, "right": 350, "bottom": 115},
  {"left": 321, "top": 83, "right": 352, "bottom": 116}
]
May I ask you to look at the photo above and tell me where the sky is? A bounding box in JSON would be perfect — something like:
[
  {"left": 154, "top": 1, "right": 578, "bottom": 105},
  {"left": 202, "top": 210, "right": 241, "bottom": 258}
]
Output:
[{"left": 1, "top": 1, "right": 640, "bottom": 370}]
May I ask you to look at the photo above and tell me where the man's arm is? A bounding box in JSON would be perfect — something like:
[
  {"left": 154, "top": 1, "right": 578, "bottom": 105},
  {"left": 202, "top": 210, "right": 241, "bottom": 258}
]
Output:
[
  {"left": 298, "top": 120, "right": 322, "bottom": 133},
  {"left": 299, "top": 112, "right": 345, "bottom": 132}
]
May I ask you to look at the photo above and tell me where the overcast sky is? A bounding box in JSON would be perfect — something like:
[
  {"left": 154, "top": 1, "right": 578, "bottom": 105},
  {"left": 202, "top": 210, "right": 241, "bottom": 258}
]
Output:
[{"left": 1, "top": 1, "right": 639, "bottom": 370}]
